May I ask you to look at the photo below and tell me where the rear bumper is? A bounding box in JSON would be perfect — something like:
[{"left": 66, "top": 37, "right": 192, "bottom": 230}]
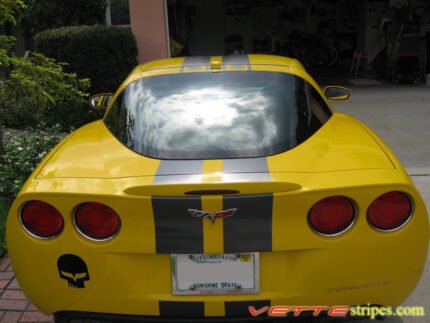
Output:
[
  {"left": 7, "top": 175, "right": 429, "bottom": 317},
  {"left": 54, "top": 308, "right": 377, "bottom": 322},
  {"left": 15, "top": 246, "right": 428, "bottom": 317},
  {"left": 54, "top": 310, "right": 273, "bottom": 323}
]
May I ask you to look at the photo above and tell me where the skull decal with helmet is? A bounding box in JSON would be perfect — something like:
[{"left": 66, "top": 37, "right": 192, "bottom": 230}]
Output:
[{"left": 57, "top": 254, "right": 90, "bottom": 288}]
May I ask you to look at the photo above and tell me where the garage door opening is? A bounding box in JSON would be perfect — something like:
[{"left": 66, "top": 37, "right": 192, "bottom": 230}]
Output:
[
  {"left": 167, "top": 0, "right": 361, "bottom": 70},
  {"left": 166, "top": 0, "right": 430, "bottom": 84}
]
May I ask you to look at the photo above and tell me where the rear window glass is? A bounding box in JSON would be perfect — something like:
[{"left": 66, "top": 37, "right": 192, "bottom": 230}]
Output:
[{"left": 104, "top": 71, "right": 331, "bottom": 159}]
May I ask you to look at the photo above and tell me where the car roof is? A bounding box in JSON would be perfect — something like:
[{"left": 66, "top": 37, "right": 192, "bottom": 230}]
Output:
[{"left": 132, "top": 54, "right": 305, "bottom": 74}]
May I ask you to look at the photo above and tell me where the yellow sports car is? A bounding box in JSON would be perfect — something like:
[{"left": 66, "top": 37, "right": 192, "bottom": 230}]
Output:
[{"left": 6, "top": 55, "right": 429, "bottom": 322}]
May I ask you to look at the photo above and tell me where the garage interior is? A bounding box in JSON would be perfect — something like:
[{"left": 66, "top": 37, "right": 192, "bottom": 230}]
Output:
[{"left": 168, "top": 0, "right": 430, "bottom": 84}]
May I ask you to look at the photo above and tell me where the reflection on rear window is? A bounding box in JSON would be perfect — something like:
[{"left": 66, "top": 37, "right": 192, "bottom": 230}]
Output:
[{"left": 105, "top": 71, "right": 331, "bottom": 159}]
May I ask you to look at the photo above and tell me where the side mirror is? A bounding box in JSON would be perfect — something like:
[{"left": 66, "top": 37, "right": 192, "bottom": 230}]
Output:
[
  {"left": 323, "top": 86, "right": 351, "bottom": 101},
  {"left": 88, "top": 93, "right": 114, "bottom": 109}
]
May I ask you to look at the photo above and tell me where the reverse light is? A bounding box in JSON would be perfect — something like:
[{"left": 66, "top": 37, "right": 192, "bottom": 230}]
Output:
[
  {"left": 20, "top": 201, "right": 64, "bottom": 239},
  {"left": 308, "top": 196, "right": 356, "bottom": 236},
  {"left": 74, "top": 202, "right": 120, "bottom": 241},
  {"left": 367, "top": 191, "right": 412, "bottom": 231}
]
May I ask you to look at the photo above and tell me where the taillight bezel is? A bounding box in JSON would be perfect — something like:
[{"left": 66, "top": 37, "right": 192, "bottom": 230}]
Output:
[
  {"left": 19, "top": 200, "right": 64, "bottom": 239},
  {"left": 73, "top": 202, "right": 121, "bottom": 242},
  {"left": 366, "top": 191, "right": 413, "bottom": 232},
  {"left": 308, "top": 196, "right": 357, "bottom": 237}
]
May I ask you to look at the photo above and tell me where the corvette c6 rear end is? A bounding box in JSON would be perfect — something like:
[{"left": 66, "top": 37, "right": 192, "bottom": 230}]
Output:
[{"left": 6, "top": 55, "right": 429, "bottom": 321}]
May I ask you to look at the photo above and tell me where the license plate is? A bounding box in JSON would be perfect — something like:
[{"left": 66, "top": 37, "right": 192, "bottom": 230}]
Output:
[{"left": 171, "top": 253, "right": 259, "bottom": 295}]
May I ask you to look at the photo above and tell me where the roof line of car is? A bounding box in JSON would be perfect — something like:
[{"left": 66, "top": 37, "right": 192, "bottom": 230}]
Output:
[{"left": 135, "top": 63, "right": 304, "bottom": 74}]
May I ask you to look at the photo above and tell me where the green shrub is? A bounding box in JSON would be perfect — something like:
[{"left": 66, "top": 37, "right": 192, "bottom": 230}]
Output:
[
  {"left": 0, "top": 0, "right": 25, "bottom": 25},
  {"left": 34, "top": 25, "right": 138, "bottom": 93},
  {"left": 1, "top": 101, "right": 102, "bottom": 131},
  {"left": 0, "top": 198, "right": 9, "bottom": 256},
  {"left": 42, "top": 102, "right": 104, "bottom": 132},
  {"left": 20, "top": 0, "right": 106, "bottom": 37},
  {"left": 0, "top": 51, "right": 93, "bottom": 130},
  {"left": 1, "top": 52, "right": 89, "bottom": 109},
  {"left": 0, "top": 104, "right": 37, "bottom": 128}
]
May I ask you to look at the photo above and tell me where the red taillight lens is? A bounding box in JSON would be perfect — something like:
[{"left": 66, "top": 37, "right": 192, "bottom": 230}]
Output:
[
  {"left": 74, "top": 202, "right": 120, "bottom": 240},
  {"left": 367, "top": 191, "right": 412, "bottom": 231},
  {"left": 309, "top": 196, "right": 355, "bottom": 235},
  {"left": 20, "top": 201, "right": 63, "bottom": 238}
]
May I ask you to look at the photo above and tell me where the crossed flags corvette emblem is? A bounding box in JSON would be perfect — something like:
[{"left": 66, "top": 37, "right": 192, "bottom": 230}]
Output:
[{"left": 188, "top": 208, "right": 237, "bottom": 223}]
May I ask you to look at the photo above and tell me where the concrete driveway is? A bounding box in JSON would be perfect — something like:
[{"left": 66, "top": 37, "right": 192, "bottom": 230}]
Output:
[{"left": 331, "top": 84, "right": 430, "bottom": 323}]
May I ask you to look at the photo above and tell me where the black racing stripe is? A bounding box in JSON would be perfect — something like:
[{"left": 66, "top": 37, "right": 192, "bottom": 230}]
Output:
[
  {"left": 223, "top": 194, "right": 273, "bottom": 253},
  {"left": 180, "top": 56, "right": 210, "bottom": 72},
  {"left": 154, "top": 160, "right": 203, "bottom": 184},
  {"left": 159, "top": 301, "right": 204, "bottom": 317},
  {"left": 222, "top": 55, "right": 251, "bottom": 65},
  {"left": 152, "top": 197, "right": 203, "bottom": 254},
  {"left": 225, "top": 300, "right": 271, "bottom": 317}
]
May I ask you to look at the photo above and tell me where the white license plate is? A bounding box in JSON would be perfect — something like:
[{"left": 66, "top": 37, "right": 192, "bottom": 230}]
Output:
[{"left": 171, "top": 253, "right": 259, "bottom": 295}]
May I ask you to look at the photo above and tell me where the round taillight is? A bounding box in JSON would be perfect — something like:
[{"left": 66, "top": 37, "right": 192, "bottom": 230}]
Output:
[
  {"left": 367, "top": 191, "right": 412, "bottom": 231},
  {"left": 20, "top": 201, "right": 64, "bottom": 239},
  {"left": 74, "top": 202, "right": 120, "bottom": 240},
  {"left": 309, "top": 196, "right": 356, "bottom": 236}
]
